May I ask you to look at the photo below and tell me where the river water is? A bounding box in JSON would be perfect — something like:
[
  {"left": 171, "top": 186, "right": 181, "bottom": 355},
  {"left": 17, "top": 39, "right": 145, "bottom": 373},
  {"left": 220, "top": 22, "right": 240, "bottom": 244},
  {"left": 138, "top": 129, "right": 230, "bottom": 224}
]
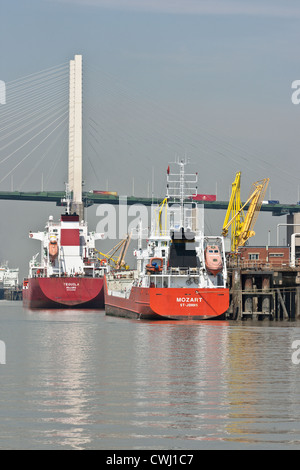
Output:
[{"left": 0, "top": 300, "right": 300, "bottom": 450}]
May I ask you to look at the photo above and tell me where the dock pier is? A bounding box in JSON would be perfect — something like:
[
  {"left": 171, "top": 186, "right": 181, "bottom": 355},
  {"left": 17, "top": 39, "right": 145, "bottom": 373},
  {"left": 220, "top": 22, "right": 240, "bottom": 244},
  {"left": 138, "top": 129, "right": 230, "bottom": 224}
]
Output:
[
  {"left": 3, "top": 287, "right": 22, "bottom": 301},
  {"left": 227, "top": 265, "right": 300, "bottom": 320}
]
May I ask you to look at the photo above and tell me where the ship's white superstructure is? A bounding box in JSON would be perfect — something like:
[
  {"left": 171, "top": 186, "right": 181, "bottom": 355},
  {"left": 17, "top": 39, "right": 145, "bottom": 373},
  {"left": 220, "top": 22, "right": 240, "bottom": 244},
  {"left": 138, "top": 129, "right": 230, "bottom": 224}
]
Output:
[
  {"left": 0, "top": 263, "right": 19, "bottom": 289},
  {"left": 132, "top": 159, "right": 227, "bottom": 290},
  {"left": 28, "top": 212, "right": 106, "bottom": 279}
]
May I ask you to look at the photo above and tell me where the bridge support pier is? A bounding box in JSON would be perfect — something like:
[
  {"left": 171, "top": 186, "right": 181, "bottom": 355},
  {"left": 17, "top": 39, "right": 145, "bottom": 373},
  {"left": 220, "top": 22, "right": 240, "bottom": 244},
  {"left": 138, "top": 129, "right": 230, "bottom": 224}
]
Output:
[{"left": 68, "top": 54, "right": 83, "bottom": 220}]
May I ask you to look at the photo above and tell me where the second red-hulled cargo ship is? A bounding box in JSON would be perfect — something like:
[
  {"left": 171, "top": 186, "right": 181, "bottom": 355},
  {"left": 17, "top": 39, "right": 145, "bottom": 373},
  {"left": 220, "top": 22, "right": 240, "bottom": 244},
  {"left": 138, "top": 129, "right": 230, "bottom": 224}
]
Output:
[
  {"left": 23, "top": 207, "right": 107, "bottom": 309},
  {"left": 104, "top": 160, "right": 230, "bottom": 320}
]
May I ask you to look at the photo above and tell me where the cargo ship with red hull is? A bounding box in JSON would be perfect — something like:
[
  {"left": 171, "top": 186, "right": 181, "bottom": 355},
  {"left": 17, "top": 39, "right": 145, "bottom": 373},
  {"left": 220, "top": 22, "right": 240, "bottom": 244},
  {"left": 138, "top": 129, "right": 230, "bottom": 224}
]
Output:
[
  {"left": 23, "top": 197, "right": 106, "bottom": 309},
  {"left": 104, "top": 160, "right": 230, "bottom": 320},
  {"left": 104, "top": 281, "right": 229, "bottom": 320},
  {"left": 23, "top": 276, "right": 104, "bottom": 309}
]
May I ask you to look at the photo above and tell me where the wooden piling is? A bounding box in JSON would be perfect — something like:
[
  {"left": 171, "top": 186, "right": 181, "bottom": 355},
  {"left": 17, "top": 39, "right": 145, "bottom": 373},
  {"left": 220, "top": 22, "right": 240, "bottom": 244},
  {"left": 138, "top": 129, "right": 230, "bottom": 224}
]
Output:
[
  {"left": 231, "top": 267, "right": 242, "bottom": 320},
  {"left": 296, "top": 287, "right": 300, "bottom": 319},
  {"left": 227, "top": 265, "right": 300, "bottom": 321}
]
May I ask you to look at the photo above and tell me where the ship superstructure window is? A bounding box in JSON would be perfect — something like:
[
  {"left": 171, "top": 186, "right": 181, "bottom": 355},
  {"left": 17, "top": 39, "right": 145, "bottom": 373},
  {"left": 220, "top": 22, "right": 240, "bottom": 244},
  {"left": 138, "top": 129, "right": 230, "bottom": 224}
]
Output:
[{"left": 169, "top": 229, "right": 198, "bottom": 268}]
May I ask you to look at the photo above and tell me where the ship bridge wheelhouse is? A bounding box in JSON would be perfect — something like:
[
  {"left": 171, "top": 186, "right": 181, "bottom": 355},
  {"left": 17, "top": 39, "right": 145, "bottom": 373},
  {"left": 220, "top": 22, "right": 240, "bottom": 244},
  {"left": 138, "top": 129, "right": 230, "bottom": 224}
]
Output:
[{"left": 168, "top": 227, "right": 199, "bottom": 269}]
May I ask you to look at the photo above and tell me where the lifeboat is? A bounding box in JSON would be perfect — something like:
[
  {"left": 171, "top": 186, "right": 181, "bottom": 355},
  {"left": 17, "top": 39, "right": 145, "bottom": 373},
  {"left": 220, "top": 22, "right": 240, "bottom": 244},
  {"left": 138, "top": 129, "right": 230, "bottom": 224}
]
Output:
[
  {"left": 146, "top": 257, "right": 163, "bottom": 273},
  {"left": 204, "top": 245, "right": 223, "bottom": 276},
  {"left": 49, "top": 236, "right": 58, "bottom": 259}
]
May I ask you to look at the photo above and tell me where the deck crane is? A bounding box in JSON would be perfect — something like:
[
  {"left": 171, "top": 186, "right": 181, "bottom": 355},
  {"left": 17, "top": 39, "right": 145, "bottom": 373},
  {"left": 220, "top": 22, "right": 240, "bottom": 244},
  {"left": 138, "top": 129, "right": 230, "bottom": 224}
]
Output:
[
  {"left": 95, "top": 234, "right": 131, "bottom": 270},
  {"left": 156, "top": 197, "right": 168, "bottom": 235},
  {"left": 222, "top": 172, "right": 269, "bottom": 252}
]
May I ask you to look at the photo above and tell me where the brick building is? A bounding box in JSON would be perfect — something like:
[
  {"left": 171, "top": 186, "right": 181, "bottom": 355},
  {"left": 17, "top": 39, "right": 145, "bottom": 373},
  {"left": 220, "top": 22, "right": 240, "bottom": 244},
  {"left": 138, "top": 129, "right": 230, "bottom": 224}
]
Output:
[{"left": 238, "top": 246, "right": 290, "bottom": 268}]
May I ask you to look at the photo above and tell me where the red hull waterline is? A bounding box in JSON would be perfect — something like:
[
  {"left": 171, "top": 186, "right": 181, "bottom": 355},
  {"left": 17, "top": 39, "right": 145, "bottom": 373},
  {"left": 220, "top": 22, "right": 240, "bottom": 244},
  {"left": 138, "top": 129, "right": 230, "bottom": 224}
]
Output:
[
  {"left": 104, "top": 278, "right": 229, "bottom": 320},
  {"left": 23, "top": 277, "right": 104, "bottom": 309}
]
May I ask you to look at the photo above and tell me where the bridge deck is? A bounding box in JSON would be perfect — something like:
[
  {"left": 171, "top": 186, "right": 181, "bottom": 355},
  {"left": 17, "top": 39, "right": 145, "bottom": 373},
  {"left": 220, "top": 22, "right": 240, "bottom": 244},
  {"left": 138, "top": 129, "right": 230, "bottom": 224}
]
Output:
[{"left": 0, "top": 191, "right": 298, "bottom": 216}]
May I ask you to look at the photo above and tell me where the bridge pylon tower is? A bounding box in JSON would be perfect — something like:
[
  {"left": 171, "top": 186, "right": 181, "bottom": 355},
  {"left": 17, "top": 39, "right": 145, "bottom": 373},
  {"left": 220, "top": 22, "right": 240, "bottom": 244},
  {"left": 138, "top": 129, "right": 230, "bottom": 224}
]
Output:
[{"left": 68, "top": 54, "right": 84, "bottom": 220}]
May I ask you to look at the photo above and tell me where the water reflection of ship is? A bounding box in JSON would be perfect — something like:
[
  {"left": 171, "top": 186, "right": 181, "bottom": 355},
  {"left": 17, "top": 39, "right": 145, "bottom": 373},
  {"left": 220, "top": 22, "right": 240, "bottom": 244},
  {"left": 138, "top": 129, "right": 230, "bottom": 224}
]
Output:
[
  {"left": 27, "top": 310, "right": 93, "bottom": 449},
  {"left": 131, "top": 322, "right": 231, "bottom": 444}
]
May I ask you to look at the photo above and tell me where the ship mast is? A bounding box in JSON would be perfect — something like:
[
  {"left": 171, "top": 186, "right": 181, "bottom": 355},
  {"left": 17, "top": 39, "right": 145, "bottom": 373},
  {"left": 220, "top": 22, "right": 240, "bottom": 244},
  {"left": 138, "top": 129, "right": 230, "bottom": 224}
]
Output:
[
  {"left": 179, "top": 159, "right": 185, "bottom": 228},
  {"left": 166, "top": 158, "right": 198, "bottom": 230}
]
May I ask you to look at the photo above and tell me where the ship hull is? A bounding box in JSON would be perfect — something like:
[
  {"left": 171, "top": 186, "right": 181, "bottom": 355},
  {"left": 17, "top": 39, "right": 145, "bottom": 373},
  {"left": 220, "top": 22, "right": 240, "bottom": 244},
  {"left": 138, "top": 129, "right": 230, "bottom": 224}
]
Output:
[
  {"left": 104, "top": 277, "right": 229, "bottom": 320},
  {"left": 23, "top": 276, "right": 104, "bottom": 309}
]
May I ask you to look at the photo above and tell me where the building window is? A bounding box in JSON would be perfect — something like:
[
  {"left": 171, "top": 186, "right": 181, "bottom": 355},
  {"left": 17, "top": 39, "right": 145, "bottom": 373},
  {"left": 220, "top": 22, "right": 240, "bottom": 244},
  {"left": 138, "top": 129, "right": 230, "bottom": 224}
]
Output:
[
  {"left": 269, "top": 253, "right": 284, "bottom": 258},
  {"left": 249, "top": 253, "right": 259, "bottom": 260}
]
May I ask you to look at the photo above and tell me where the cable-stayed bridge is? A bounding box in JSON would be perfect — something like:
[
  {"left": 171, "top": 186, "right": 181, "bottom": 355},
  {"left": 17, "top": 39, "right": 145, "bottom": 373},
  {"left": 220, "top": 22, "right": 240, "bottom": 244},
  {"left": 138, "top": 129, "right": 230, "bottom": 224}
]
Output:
[
  {"left": 1, "top": 54, "right": 300, "bottom": 226},
  {"left": 0, "top": 189, "right": 298, "bottom": 218}
]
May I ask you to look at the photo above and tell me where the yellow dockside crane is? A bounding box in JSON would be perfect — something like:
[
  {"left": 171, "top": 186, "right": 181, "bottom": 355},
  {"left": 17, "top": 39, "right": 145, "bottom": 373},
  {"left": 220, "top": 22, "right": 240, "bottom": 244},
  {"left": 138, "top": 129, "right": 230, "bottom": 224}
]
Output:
[
  {"left": 95, "top": 234, "right": 131, "bottom": 270},
  {"left": 222, "top": 172, "right": 269, "bottom": 253}
]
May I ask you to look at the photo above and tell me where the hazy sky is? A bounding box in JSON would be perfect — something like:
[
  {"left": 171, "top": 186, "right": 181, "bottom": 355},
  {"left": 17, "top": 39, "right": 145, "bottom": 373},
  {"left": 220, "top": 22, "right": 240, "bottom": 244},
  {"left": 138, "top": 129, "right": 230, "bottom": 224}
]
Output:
[{"left": 1, "top": 0, "right": 300, "bottom": 276}]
